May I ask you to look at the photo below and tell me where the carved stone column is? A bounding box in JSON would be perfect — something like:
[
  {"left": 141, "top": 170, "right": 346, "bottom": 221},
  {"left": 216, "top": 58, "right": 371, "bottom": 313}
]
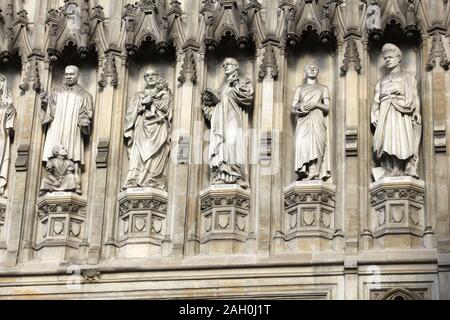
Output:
[
  {"left": 199, "top": 184, "right": 251, "bottom": 255},
  {"left": 35, "top": 192, "right": 87, "bottom": 261},
  {"left": 283, "top": 181, "right": 336, "bottom": 251},
  {"left": 369, "top": 177, "right": 425, "bottom": 249},
  {"left": 116, "top": 188, "right": 168, "bottom": 259}
]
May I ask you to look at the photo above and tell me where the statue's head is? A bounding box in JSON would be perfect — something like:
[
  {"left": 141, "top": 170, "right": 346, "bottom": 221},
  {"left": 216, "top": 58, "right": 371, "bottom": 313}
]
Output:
[
  {"left": 144, "top": 68, "right": 159, "bottom": 88},
  {"left": 52, "top": 145, "right": 68, "bottom": 159},
  {"left": 304, "top": 63, "right": 319, "bottom": 79},
  {"left": 222, "top": 58, "right": 239, "bottom": 76},
  {"left": 64, "top": 65, "right": 80, "bottom": 86},
  {"left": 382, "top": 43, "right": 402, "bottom": 70}
]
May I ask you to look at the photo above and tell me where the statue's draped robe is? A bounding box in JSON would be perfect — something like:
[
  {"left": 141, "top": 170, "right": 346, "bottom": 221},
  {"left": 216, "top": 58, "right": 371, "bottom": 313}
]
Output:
[
  {"left": 204, "top": 75, "right": 253, "bottom": 185},
  {"left": 123, "top": 88, "right": 172, "bottom": 189},
  {"left": 0, "top": 88, "right": 15, "bottom": 196},
  {"left": 371, "top": 71, "right": 420, "bottom": 177},
  {"left": 41, "top": 84, "right": 93, "bottom": 165},
  {"left": 292, "top": 83, "right": 331, "bottom": 179},
  {"left": 40, "top": 157, "right": 77, "bottom": 193}
]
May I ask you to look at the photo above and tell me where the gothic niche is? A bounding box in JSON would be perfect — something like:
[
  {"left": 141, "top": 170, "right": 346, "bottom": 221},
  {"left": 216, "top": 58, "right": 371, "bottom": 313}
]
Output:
[
  {"left": 281, "top": 0, "right": 339, "bottom": 253},
  {"left": 118, "top": 68, "right": 172, "bottom": 258},
  {"left": 116, "top": 0, "right": 181, "bottom": 259},
  {"left": 197, "top": 0, "right": 260, "bottom": 255},
  {"left": 367, "top": 4, "right": 428, "bottom": 249},
  {"left": 36, "top": 65, "right": 93, "bottom": 261}
]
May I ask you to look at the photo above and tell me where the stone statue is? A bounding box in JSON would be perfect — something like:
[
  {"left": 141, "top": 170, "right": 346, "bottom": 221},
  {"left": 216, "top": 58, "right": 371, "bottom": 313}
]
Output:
[
  {"left": 202, "top": 58, "right": 254, "bottom": 188},
  {"left": 123, "top": 69, "right": 172, "bottom": 190},
  {"left": 366, "top": 0, "right": 381, "bottom": 30},
  {"left": 371, "top": 43, "right": 421, "bottom": 181},
  {"left": 292, "top": 64, "right": 331, "bottom": 181},
  {"left": 0, "top": 74, "right": 16, "bottom": 198},
  {"left": 40, "top": 65, "right": 93, "bottom": 194},
  {"left": 39, "top": 145, "right": 78, "bottom": 195},
  {"left": 64, "top": 1, "right": 81, "bottom": 34}
]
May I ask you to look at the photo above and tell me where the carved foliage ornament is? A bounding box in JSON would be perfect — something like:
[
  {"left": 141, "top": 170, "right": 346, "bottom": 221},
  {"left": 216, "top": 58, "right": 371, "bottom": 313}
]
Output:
[
  {"left": 341, "top": 38, "right": 362, "bottom": 74},
  {"left": 258, "top": 43, "right": 279, "bottom": 80},
  {"left": 426, "top": 33, "right": 450, "bottom": 71}
]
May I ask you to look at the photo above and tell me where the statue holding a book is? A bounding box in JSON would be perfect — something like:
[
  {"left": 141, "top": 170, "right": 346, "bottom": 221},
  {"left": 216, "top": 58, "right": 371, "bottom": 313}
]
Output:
[{"left": 202, "top": 58, "right": 254, "bottom": 188}]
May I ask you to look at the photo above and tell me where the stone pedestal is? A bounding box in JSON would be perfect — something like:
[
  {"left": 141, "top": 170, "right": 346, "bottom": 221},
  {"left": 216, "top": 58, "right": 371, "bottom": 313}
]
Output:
[
  {"left": 369, "top": 177, "right": 425, "bottom": 249},
  {"left": 199, "top": 184, "right": 251, "bottom": 255},
  {"left": 283, "top": 181, "right": 336, "bottom": 252},
  {"left": 117, "top": 187, "right": 168, "bottom": 259},
  {"left": 36, "top": 192, "right": 87, "bottom": 261}
]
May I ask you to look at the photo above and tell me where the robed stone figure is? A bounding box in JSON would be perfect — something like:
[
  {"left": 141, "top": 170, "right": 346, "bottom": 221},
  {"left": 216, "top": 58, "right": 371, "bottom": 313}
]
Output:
[
  {"left": 40, "top": 65, "right": 93, "bottom": 194},
  {"left": 202, "top": 58, "right": 254, "bottom": 188},
  {"left": 122, "top": 69, "right": 172, "bottom": 190},
  {"left": 0, "top": 74, "right": 16, "bottom": 198},
  {"left": 371, "top": 43, "right": 421, "bottom": 181},
  {"left": 292, "top": 64, "right": 331, "bottom": 181}
]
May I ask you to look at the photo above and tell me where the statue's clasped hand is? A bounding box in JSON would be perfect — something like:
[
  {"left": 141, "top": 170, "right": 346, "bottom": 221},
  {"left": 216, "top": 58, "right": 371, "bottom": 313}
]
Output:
[{"left": 413, "top": 111, "right": 422, "bottom": 125}]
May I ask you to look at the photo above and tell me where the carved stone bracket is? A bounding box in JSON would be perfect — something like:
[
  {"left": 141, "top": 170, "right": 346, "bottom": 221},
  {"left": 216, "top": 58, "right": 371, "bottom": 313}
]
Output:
[
  {"left": 369, "top": 177, "right": 426, "bottom": 249},
  {"left": 36, "top": 192, "right": 87, "bottom": 261},
  {"left": 283, "top": 181, "right": 336, "bottom": 252},
  {"left": 117, "top": 187, "right": 168, "bottom": 258},
  {"left": 81, "top": 268, "right": 101, "bottom": 282},
  {"left": 433, "top": 125, "right": 447, "bottom": 153},
  {"left": 341, "top": 36, "right": 362, "bottom": 74},
  {"left": 345, "top": 127, "right": 358, "bottom": 157},
  {"left": 15, "top": 144, "right": 30, "bottom": 172},
  {"left": 95, "top": 139, "right": 109, "bottom": 168},
  {"left": 199, "top": 184, "right": 251, "bottom": 254}
]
